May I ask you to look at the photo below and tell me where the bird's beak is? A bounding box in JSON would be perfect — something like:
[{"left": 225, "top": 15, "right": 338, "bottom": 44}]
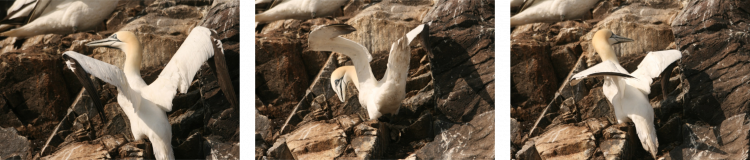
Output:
[
  {"left": 611, "top": 33, "right": 634, "bottom": 44},
  {"left": 86, "top": 37, "right": 120, "bottom": 49}
]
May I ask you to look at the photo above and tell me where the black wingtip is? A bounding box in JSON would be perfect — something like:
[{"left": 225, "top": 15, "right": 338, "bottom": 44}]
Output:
[
  {"left": 588, "top": 72, "right": 635, "bottom": 78},
  {"left": 65, "top": 57, "right": 107, "bottom": 121},
  {"left": 208, "top": 31, "right": 239, "bottom": 109}
]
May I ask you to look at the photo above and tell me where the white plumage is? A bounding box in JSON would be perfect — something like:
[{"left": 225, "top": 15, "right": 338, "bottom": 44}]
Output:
[
  {"left": 570, "top": 29, "right": 681, "bottom": 158},
  {"left": 309, "top": 24, "right": 425, "bottom": 120},
  {"left": 255, "top": 0, "right": 348, "bottom": 24},
  {"left": 0, "top": 0, "right": 118, "bottom": 37},
  {"left": 62, "top": 26, "right": 220, "bottom": 160},
  {"left": 510, "top": 0, "right": 599, "bottom": 27}
]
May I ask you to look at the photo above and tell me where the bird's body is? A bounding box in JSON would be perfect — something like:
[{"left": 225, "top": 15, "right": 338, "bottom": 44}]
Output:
[
  {"left": 62, "top": 26, "right": 224, "bottom": 160},
  {"left": 570, "top": 29, "right": 681, "bottom": 158},
  {"left": 310, "top": 24, "right": 426, "bottom": 120},
  {"left": 0, "top": 0, "right": 118, "bottom": 37},
  {"left": 255, "top": 0, "right": 348, "bottom": 24},
  {"left": 510, "top": 0, "right": 598, "bottom": 27}
]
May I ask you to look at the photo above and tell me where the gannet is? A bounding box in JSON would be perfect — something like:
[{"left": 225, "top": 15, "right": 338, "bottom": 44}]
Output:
[
  {"left": 61, "top": 26, "right": 232, "bottom": 160},
  {"left": 309, "top": 23, "right": 427, "bottom": 120},
  {"left": 510, "top": 0, "right": 599, "bottom": 27},
  {"left": 0, "top": 0, "right": 118, "bottom": 37},
  {"left": 255, "top": 0, "right": 348, "bottom": 24},
  {"left": 570, "top": 29, "right": 681, "bottom": 158}
]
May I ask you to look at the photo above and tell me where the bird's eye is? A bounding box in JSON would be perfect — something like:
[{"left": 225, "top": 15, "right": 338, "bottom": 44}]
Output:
[{"left": 110, "top": 34, "right": 117, "bottom": 39}]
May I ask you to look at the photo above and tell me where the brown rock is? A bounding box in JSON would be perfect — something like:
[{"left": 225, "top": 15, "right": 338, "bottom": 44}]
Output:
[
  {"left": 672, "top": 0, "right": 750, "bottom": 125},
  {"left": 285, "top": 121, "right": 347, "bottom": 159},
  {"left": 416, "top": 110, "right": 494, "bottom": 159},
  {"left": 535, "top": 124, "right": 596, "bottom": 159},
  {"left": 666, "top": 113, "right": 750, "bottom": 160},
  {"left": 42, "top": 142, "right": 109, "bottom": 160},
  {"left": 424, "top": 0, "right": 495, "bottom": 123}
]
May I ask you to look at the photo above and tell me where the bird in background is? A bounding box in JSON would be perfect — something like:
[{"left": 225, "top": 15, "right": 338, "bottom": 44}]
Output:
[
  {"left": 511, "top": 0, "right": 599, "bottom": 27},
  {"left": 570, "top": 29, "right": 682, "bottom": 158},
  {"left": 0, "top": 0, "right": 118, "bottom": 37},
  {"left": 255, "top": 0, "right": 348, "bottom": 29}
]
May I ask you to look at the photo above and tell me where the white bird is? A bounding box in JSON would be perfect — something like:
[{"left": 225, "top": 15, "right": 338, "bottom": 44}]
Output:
[
  {"left": 255, "top": 0, "right": 348, "bottom": 24},
  {"left": 309, "top": 23, "right": 427, "bottom": 120},
  {"left": 61, "top": 26, "right": 227, "bottom": 160},
  {"left": 0, "top": 0, "right": 118, "bottom": 38},
  {"left": 570, "top": 29, "right": 681, "bottom": 158},
  {"left": 510, "top": 0, "right": 599, "bottom": 27}
]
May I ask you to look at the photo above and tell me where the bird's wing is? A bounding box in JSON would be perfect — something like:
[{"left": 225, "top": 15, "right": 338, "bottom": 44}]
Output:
[
  {"left": 62, "top": 51, "right": 141, "bottom": 112},
  {"left": 309, "top": 24, "right": 373, "bottom": 62},
  {"left": 0, "top": 0, "right": 38, "bottom": 24},
  {"left": 627, "top": 50, "right": 682, "bottom": 94},
  {"left": 62, "top": 54, "right": 106, "bottom": 120},
  {"left": 141, "top": 26, "right": 216, "bottom": 112},
  {"left": 25, "top": 0, "right": 49, "bottom": 23},
  {"left": 382, "top": 24, "right": 427, "bottom": 88},
  {"left": 569, "top": 60, "right": 633, "bottom": 86}
]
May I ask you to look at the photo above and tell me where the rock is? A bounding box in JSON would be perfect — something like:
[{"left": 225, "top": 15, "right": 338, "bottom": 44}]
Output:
[
  {"left": 515, "top": 138, "right": 541, "bottom": 160},
  {"left": 41, "top": 143, "right": 109, "bottom": 160},
  {"left": 255, "top": 37, "right": 310, "bottom": 118},
  {"left": 416, "top": 110, "right": 494, "bottom": 159},
  {"left": 350, "top": 121, "right": 389, "bottom": 159},
  {"left": 203, "top": 135, "right": 239, "bottom": 160},
  {"left": 599, "top": 124, "right": 636, "bottom": 160},
  {"left": 285, "top": 121, "right": 347, "bottom": 159},
  {"left": 424, "top": 0, "right": 495, "bottom": 123},
  {"left": 535, "top": 124, "right": 596, "bottom": 159},
  {"left": 0, "top": 127, "right": 30, "bottom": 159},
  {"left": 666, "top": 113, "right": 750, "bottom": 160},
  {"left": 267, "top": 137, "right": 294, "bottom": 159},
  {"left": 511, "top": 118, "right": 522, "bottom": 147},
  {"left": 672, "top": 0, "right": 750, "bottom": 125}
]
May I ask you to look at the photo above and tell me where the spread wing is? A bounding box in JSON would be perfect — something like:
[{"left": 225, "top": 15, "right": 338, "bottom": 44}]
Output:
[
  {"left": 141, "top": 26, "right": 216, "bottom": 112},
  {"left": 62, "top": 51, "right": 142, "bottom": 112},
  {"left": 626, "top": 49, "right": 682, "bottom": 94}
]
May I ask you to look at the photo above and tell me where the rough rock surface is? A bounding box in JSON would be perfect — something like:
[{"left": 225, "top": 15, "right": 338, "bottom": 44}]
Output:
[
  {"left": 511, "top": 0, "right": 750, "bottom": 159},
  {"left": 672, "top": 0, "right": 750, "bottom": 125},
  {"left": 0, "top": 0, "right": 239, "bottom": 159},
  {"left": 256, "top": 0, "right": 495, "bottom": 159},
  {"left": 0, "top": 127, "right": 30, "bottom": 159},
  {"left": 415, "top": 110, "right": 495, "bottom": 159},
  {"left": 665, "top": 113, "right": 749, "bottom": 159}
]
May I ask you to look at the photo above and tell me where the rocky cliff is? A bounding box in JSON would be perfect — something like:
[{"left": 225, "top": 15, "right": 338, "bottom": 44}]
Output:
[
  {"left": 255, "top": 0, "right": 495, "bottom": 159},
  {"left": 511, "top": 0, "right": 750, "bottom": 159},
  {"left": 0, "top": 0, "right": 239, "bottom": 159}
]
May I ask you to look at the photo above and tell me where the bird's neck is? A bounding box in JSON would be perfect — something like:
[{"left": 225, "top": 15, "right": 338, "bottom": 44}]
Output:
[
  {"left": 122, "top": 44, "right": 143, "bottom": 78},
  {"left": 593, "top": 39, "right": 619, "bottom": 63},
  {"left": 343, "top": 66, "right": 360, "bottom": 90}
]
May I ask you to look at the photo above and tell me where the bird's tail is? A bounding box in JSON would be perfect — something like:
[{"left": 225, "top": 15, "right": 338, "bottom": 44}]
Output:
[
  {"left": 150, "top": 135, "right": 175, "bottom": 160},
  {"left": 631, "top": 115, "right": 659, "bottom": 158}
]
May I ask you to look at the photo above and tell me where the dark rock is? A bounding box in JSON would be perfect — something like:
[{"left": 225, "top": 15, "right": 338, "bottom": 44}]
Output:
[
  {"left": 350, "top": 121, "right": 389, "bottom": 159},
  {"left": 515, "top": 138, "right": 541, "bottom": 160},
  {"left": 203, "top": 135, "right": 239, "bottom": 160},
  {"left": 0, "top": 127, "right": 30, "bottom": 159},
  {"left": 424, "top": 0, "right": 494, "bottom": 123},
  {"left": 666, "top": 113, "right": 749, "bottom": 160},
  {"left": 672, "top": 0, "right": 750, "bottom": 125},
  {"left": 416, "top": 111, "right": 494, "bottom": 159},
  {"left": 511, "top": 118, "right": 522, "bottom": 147},
  {"left": 600, "top": 124, "right": 637, "bottom": 160},
  {"left": 267, "top": 136, "right": 294, "bottom": 159}
]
